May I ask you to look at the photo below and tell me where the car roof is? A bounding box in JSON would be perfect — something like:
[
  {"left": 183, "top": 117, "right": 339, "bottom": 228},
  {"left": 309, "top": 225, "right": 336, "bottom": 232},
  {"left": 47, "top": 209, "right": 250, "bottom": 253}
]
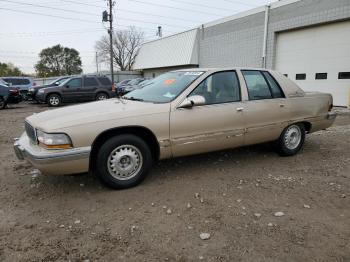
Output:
[
  {"left": 173, "top": 67, "right": 274, "bottom": 72},
  {"left": 2, "top": 76, "right": 32, "bottom": 78}
]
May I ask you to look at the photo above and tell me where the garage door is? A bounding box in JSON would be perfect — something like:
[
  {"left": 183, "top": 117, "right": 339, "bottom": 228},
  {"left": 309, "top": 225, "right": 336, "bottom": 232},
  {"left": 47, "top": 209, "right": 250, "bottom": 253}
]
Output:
[{"left": 275, "top": 20, "right": 350, "bottom": 107}]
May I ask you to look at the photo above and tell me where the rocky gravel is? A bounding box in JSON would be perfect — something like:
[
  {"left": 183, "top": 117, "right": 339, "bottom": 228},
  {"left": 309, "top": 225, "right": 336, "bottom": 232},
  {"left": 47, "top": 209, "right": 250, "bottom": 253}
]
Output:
[{"left": 0, "top": 102, "right": 349, "bottom": 261}]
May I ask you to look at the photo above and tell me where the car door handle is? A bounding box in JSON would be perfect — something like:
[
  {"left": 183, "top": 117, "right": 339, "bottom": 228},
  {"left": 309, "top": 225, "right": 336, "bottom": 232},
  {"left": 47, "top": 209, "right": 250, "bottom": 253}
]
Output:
[
  {"left": 279, "top": 104, "right": 285, "bottom": 108},
  {"left": 236, "top": 107, "right": 244, "bottom": 112}
]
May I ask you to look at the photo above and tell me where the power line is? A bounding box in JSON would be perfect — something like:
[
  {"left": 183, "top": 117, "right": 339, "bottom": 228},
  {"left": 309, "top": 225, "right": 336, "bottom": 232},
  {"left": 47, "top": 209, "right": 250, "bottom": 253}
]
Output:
[
  {"left": 127, "top": 0, "right": 224, "bottom": 17},
  {"left": 222, "top": 0, "right": 258, "bottom": 7},
  {"left": 0, "top": 0, "right": 192, "bottom": 29},
  {"left": 0, "top": 0, "right": 97, "bottom": 16},
  {"left": 166, "top": 0, "right": 238, "bottom": 12},
  {"left": 0, "top": 7, "right": 98, "bottom": 23},
  {"left": 38, "top": 0, "right": 207, "bottom": 23}
]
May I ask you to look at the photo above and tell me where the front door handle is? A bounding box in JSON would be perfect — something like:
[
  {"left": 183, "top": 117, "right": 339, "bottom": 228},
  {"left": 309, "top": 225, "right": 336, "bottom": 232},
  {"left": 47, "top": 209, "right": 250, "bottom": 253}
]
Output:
[
  {"left": 279, "top": 104, "right": 285, "bottom": 108},
  {"left": 236, "top": 107, "right": 244, "bottom": 112}
]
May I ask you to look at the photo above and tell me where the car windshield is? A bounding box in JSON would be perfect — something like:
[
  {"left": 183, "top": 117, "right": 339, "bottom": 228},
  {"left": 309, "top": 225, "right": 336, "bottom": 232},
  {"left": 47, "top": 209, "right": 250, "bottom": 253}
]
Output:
[
  {"left": 128, "top": 78, "right": 142, "bottom": 85},
  {"left": 123, "top": 71, "right": 204, "bottom": 103},
  {"left": 49, "top": 77, "right": 68, "bottom": 86}
]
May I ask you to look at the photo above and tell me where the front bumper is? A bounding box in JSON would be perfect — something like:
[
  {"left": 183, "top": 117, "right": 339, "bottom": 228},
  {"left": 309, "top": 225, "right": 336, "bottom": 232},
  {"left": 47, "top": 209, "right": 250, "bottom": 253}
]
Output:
[{"left": 14, "top": 133, "right": 90, "bottom": 175}]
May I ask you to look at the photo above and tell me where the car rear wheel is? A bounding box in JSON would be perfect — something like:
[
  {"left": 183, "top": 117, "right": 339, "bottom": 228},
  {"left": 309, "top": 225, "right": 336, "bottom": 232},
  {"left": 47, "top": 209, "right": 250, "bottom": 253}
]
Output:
[
  {"left": 96, "top": 134, "right": 153, "bottom": 189},
  {"left": 47, "top": 93, "right": 61, "bottom": 107},
  {"left": 0, "top": 96, "right": 7, "bottom": 109},
  {"left": 275, "top": 123, "right": 305, "bottom": 156},
  {"left": 95, "top": 92, "right": 109, "bottom": 101}
]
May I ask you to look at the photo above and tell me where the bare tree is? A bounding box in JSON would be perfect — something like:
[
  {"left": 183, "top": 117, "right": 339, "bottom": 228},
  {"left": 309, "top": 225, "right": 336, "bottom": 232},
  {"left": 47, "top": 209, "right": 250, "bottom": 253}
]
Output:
[{"left": 95, "top": 27, "right": 144, "bottom": 71}]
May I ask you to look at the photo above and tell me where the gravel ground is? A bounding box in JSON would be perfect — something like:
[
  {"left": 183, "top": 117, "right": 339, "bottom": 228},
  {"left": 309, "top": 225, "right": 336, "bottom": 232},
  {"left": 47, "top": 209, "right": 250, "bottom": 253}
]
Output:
[{"left": 0, "top": 102, "right": 349, "bottom": 262}]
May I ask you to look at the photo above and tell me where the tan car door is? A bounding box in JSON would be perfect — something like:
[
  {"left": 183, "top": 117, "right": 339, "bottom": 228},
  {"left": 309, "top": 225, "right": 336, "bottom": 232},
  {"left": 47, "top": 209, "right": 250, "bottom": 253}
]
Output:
[
  {"left": 240, "top": 70, "right": 290, "bottom": 146},
  {"left": 170, "top": 71, "right": 245, "bottom": 157}
]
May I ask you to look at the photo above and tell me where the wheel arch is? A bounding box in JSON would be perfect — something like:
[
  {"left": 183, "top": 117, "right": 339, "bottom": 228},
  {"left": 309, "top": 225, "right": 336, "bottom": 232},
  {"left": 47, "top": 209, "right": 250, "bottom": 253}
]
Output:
[
  {"left": 299, "top": 121, "right": 312, "bottom": 133},
  {"left": 89, "top": 125, "right": 160, "bottom": 172}
]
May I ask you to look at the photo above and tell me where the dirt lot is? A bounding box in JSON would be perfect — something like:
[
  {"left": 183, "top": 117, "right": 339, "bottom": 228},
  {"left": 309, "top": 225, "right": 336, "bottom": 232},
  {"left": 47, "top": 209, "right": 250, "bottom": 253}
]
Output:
[{"left": 0, "top": 102, "right": 349, "bottom": 262}]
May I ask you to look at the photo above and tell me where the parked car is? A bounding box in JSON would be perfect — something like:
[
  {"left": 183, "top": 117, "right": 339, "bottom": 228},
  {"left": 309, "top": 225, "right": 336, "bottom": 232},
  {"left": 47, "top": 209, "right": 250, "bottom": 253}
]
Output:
[
  {"left": 14, "top": 68, "right": 336, "bottom": 189},
  {"left": 0, "top": 83, "right": 22, "bottom": 109},
  {"left": 116, "top": 78, "right": 146, "bottom": 96},
  {"left": 27, "top": 76, "right": 70, "bottom": 101},
  {"left": 35, "top": 75, "right": 115, "bottom": 107},
  {"left": 116, "top": 79, "right": 132, "bottom": 88},
  {"left": 1, "top": 77, "right": 35, "bottom": 99}
]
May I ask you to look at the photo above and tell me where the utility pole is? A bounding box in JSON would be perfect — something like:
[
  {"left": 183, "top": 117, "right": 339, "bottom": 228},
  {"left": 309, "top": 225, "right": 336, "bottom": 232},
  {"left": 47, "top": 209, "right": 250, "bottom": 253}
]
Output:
[{"left": 102, "top": 0, "right": 114, "bottom": 84}]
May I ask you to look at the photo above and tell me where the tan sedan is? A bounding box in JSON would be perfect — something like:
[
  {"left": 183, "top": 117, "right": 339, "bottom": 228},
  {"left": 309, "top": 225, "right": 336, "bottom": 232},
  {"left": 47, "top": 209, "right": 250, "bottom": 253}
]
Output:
[{"left": 14, "top": 68, "right": 336, "bottom": 189}]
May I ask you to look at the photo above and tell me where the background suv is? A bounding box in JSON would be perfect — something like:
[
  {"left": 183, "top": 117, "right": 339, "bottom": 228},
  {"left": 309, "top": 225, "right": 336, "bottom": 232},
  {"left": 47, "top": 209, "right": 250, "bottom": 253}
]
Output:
[
  {"left": 35, "top": 75, "right": 115, "bottom": 107},
  {"left": 1, "top": 77, "right": 35, "bottom": 99},
  {"left": 27, "top": 76, "right": 70, "bottom": 101}
]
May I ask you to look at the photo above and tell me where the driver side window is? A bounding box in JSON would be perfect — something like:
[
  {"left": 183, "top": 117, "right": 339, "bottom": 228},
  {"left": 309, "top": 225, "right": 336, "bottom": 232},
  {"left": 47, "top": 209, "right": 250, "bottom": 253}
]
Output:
[
  {"left": 190, "top": 71, "right": 240, "bottom": 105},
  {"left": 67, "top": 78, "right": 82, "bottom": 88}
]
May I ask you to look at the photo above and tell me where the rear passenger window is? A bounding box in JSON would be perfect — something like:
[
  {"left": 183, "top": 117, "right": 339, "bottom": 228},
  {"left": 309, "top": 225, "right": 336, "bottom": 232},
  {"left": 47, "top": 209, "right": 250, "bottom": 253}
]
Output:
[
  {"left": 84, "top": 77, "right": 98, "bottom": 87},
  {"left": 262, "top": 71, "right": 284, "bottom": 98},
  {"left": 242, "top": 70, "right": 272, "bottom": 100},
  {"left": 98, "top": 77, "right": 112, "bottom": 86},
  {"left": 190, "top": 71, "right": 240, "bottom": 105}
]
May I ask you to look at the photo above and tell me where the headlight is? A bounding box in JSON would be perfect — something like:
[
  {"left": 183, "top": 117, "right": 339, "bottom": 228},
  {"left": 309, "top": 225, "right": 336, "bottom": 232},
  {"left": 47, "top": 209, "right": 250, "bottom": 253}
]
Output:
[
  {"left": 29, "top": 88, "right": 34, "bottom": 92},
  {"left": 36, "top": 130, "right": 72, "bottom": 149},
  {"left": 38, "top": 89, "right": 45, "bottom": 93}
]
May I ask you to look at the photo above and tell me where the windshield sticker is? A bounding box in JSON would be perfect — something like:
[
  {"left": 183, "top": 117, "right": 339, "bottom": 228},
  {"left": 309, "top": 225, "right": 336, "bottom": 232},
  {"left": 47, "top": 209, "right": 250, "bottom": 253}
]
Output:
[
  {"left": 163, "top": 92, "right": 176, "bottom": 98},
  {"left": 164, "top": 79, "right": 176, "bottom": 85},
  {"left": 184, "top": 72, "right": 204, "bottom": 76}
]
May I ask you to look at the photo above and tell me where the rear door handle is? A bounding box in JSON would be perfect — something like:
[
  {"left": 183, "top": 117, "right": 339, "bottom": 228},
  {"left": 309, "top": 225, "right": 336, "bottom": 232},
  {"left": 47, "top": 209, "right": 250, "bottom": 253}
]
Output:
[
  {"left": 236, "top": 107, "right": 244, "bottom": 112},
  {"left": 279, "top": 104, "right": 285, "bottom": 107}
]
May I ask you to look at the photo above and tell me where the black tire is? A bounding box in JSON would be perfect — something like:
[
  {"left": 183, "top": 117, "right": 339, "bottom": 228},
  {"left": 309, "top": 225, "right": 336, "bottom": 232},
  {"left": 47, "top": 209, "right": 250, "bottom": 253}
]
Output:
[
  {"left": 95, "top": 92, "right": 109, "bottom": 101},
  {"left": 46, "top": 93, "right": 62, "bottom": 107},
  {"left": 274, "top": 123, "right": 305, "bottom": 156},
  {"left": 0, "top": 96, "right": 7, "bottom": 109},
  {"left": 95, "top": 134, "right": 153, "bottom": 189}
]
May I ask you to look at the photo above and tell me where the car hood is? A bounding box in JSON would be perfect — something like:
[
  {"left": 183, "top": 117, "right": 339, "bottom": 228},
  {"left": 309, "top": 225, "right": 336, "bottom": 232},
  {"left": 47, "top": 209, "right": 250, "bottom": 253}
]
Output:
[
  {"left": 34, "top": 84, "right": 54, "bottom": 90},
  {"left": 26, "top": 98, "right": 170, "bottom": 132}
]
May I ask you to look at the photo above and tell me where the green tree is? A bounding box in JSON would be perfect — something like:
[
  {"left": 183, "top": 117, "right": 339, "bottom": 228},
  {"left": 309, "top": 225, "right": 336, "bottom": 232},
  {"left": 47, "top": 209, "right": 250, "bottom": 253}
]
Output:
[
  {"left": 0, "top": 62, "right": 23, "bottom": 76},
  {"left": 35, "top": 44, "right": 82, "bottom": 77}
]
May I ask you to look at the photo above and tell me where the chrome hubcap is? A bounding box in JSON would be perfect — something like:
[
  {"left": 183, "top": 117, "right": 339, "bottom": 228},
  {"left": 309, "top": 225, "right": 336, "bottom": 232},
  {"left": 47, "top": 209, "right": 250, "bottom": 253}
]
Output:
[
  {"left": 49, "top": 96, "right": 59, "bottom": 105},
  {"left": 98, "top": 95, "right": 107, "bottom": 100},
  {"left": 284, "top": 125, "right": 302, "bottom": 150},
  {"left": 107, "top": 145, "right": 143, "bottom": 180}
]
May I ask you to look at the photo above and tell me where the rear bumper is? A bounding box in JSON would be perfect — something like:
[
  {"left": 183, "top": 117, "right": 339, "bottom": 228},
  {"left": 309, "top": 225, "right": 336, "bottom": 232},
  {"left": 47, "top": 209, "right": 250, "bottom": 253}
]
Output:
[
  {"left": 14, "top": 133, "right": 90, "bottom": 175},
  {"left": 7, "top": 95, "right": 22, "bottom": 104},
  {"left": 309, "top": 112, "right": 337, "bottom": 133},
  {"left": 327, "top": 111, "right": 337, "bottom": 120}
]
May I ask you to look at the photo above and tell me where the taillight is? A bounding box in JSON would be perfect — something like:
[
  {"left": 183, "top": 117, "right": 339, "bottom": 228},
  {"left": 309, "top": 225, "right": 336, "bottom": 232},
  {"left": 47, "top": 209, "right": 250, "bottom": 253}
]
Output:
[
  {"left": 9, "top": 89, "right": 18, "bottom": 94},
  {"left": 33, "top": 82, "right": 37, "bottom": 86},
  {"left": 112, "top": 83, "right": 116, "bottom": 92}
]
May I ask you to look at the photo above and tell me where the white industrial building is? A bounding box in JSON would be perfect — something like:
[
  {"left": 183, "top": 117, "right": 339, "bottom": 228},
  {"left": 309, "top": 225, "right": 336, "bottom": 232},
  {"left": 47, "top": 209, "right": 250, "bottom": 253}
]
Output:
[{"left": 134, "top": 0, "right": 350, "bottom": 107}]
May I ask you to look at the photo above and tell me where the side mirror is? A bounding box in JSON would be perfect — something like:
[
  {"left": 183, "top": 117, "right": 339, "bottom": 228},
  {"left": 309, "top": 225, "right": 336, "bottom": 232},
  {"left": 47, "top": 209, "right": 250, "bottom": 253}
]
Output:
[
  {"left": 178, "top": 95, "right": 206, "bottom": 109},
  {"left": 65, "top": 84, "right": 70, "bottom": 88},
  {"left": 54, "top": 82, "right": 60, "bottom": 86}
]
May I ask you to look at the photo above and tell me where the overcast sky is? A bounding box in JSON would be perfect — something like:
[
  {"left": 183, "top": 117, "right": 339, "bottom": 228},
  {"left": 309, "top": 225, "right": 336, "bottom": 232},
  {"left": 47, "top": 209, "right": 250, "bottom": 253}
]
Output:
[{"left": 0, "top": 0, "right": 276, "bottom": 74}]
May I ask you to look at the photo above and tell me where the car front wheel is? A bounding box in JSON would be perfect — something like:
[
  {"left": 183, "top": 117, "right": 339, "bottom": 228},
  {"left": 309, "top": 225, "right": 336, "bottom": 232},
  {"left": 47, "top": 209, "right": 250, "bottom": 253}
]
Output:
[
  {"left": 95, "top": 92, "right": 109, "bottom": 101},
  {"left": 96, "top": 134, "right": 153, "bottom": 189},
  {"left": 275, "top": 123, "right": 305, "bottom": 156},
  {"left": 47, "top": 94, "right": 61, "bottom": 107}
]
